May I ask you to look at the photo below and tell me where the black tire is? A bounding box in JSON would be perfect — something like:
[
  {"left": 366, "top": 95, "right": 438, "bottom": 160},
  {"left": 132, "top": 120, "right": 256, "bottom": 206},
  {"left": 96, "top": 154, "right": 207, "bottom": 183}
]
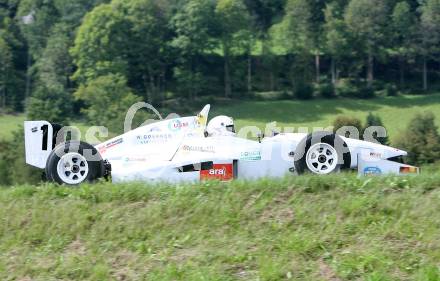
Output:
[
  {"left": 45, "top": 141, "right": 105, "bottom": 185},
  {"left": 294, "top": 131, "right": 351, "bottom": 175}
]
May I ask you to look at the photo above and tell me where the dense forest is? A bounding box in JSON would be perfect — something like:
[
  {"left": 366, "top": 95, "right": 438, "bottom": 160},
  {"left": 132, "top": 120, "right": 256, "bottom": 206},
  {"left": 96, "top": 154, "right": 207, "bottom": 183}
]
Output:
[{"left": 0, "top": 0, "right": 439, "bottom": 124}]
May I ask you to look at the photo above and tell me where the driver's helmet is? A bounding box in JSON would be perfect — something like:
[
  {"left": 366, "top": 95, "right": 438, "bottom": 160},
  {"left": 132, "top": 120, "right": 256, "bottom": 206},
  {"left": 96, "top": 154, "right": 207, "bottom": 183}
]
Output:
[{"left": 206, "top": 116, "right": 235, "bottom": 137}]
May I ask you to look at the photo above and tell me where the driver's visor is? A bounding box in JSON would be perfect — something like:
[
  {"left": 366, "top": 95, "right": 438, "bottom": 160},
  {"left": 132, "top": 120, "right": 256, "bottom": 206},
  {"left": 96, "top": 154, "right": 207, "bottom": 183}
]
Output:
[{"left": 226, "top": 125, "right": 235, "bottom": 133}]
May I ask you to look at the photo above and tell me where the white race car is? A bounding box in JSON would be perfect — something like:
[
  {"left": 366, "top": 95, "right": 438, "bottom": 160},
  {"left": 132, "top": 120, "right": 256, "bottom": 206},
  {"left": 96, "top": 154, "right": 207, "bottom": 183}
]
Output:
[{"left": 24, "top": 105, "right": 419, "bottom": 185}]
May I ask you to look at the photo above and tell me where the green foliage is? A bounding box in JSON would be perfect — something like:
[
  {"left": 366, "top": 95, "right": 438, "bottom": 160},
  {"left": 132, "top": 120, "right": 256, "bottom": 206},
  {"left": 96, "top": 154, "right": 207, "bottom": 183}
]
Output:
[
  {"left": 384, "top": 84, "right": 398, "bottom": 97},
  {"left": 70, "top": 3, "right": 128, "bottom": 84},
  {"left": 344, "top": 0, "right": 388, "bottom": 53},
  {"left": 279, "top": 0, "right": 314, "bottom": 84},
  {"left": 419, "top": 0, "right": 440, "bottom": 57},
  {"left": 364, "top": 112, "right": 389, "bottom": 145},
  {"left": 391, "top": 1, "right": 414, "bottom": 54},
  {"left": 0, "top": 36, "right": 13, "bottom": 112},
  {"left": 292, "top": 81, "right": 313, "bottom": 100},
  {"left": 215, "top": 0, "right": 252, "bottom": 97},
  {"left": 335, "top": 78, "right": 358, "bottom": 97},
  {"left": 27, "top": 24, "right": 73, "bottom": 124},
  {"left": 333, "top": 115, "right": 363, "bottom": 138},
  {"left": 345, "top": 0, "right": 388, "bottom": 86},
  {"left": 394, "top": 112, "right": 440, "bottom": 164},
  {"left": 316, "top": 82, "right": 335, "bottom": 99},
  {"left": 324, "top": 2, "right": 348, "bottom": 58},
  {"left": 115, "top": 0, "right": 172, "bottom": 103},
  {"left": 0, "top": 128, "right": 42, "bottom": 186},
  {"left": 358, "top": 85, "right": 375, "bottom": 99},
  {"left": 1, "top": 0, "right": 440, "bottom": 117},
  {"left": 75, "top": 74, "right": 141, "bottom": 133},
  {"left": 171, "top": 0, "right": 217, "bottom": 99},
  {"left": 2, "top": 175, "right": 440, "bottom": 279}
]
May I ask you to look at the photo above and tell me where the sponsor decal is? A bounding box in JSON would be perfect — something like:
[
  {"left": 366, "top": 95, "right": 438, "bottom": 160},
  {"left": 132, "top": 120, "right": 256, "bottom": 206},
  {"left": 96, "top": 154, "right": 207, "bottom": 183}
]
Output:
[
  {"left": 369, "top": 152, "right": 382, "bottom": 158},
  {"left": 363, "top": 166, "right": 382, "bottom": 176},
  {"left": 137, "top": 133, "right": 173, "bottom": 144},
  {"left": 181, "top": 145, "right": 215, "bottom": 153},
  {"left": 400, "top": 166, "right": 419, "bottom": 174},
  {"left": 148, "top": 126, "right": 161, "bottom": 133},
  {"left": 168, "top": 120, "right": 191, "bottom": 132},
  {"left": 98, "top": 138, "right": 123, "bottom": 154},
  {"left": 240, "top": 151, "right": 261, "bottom": 161},
  {"left": 200, "top": 164, "right": 233, "bottom": 181},
  {"left": 123, "top": 157, "right": 147, "bottom": 162}
]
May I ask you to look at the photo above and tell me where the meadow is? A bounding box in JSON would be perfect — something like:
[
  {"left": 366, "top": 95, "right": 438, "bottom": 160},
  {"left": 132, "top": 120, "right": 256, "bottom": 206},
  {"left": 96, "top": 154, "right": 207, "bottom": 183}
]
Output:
[
  {"left": 1, "top": 95, "right": 440, "bottom": 280},
  {"left": 210, "top": 93, "right": 440, "bottom": 143},
  {"left": 1, "top": 174, "right": 440, "bottom": 280},
  {"left": 2, "top": 93, "right": 440, "bottom": 143}
]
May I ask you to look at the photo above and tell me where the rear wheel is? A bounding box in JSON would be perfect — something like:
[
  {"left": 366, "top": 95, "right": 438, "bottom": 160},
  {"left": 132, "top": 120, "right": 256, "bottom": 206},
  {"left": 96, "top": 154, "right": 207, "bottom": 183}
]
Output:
[
  {"left": 45, "top": 141, "right": 105, "bottom": 185},
  {"left": 294, "top": 132, "right": 350, "bottom": 175}
]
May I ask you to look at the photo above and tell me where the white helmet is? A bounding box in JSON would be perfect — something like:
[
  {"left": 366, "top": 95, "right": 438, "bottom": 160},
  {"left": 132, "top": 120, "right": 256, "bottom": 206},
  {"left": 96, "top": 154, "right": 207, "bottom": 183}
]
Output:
[{"left": 206, "top": 116, "right": 235, "bottom": 137}]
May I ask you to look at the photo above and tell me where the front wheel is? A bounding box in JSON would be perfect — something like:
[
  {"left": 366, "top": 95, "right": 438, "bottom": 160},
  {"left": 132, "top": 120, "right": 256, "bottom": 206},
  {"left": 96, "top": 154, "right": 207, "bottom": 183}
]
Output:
[
  {"left": 45, "top": 141, "right": 105, "bottom": 185},
  {"left": 294, "top": 132, "right": 351, "bottom": 175}
]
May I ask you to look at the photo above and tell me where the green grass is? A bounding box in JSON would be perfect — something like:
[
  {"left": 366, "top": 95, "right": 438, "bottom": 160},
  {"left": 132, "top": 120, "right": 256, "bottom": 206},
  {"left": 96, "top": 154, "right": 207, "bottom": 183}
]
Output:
[
  {"left": 1, "top": 174, "right": 440, "bottom": 280},
  {"left": 211, "top": 93, "right": 440, "bottom": 143},
  {"left": 0, "top": 114, "right": 98, "bottom": 141},
  {"left": 2, "top": 93, "right": 440, "bottom": 143},
  {"left": 0, "top": 114, "right": 25, "bottom": 140}
]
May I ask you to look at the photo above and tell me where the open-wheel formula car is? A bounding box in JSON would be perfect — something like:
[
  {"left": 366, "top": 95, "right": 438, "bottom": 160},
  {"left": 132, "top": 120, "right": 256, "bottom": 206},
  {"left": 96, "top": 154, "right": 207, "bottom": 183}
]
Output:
[{"left": 24, "top": 105, "right": 419, "bottom": 185}]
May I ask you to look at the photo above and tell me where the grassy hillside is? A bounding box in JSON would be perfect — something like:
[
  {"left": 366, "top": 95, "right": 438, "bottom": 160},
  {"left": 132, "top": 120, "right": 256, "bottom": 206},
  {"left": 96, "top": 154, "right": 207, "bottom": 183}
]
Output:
[
  {"left": 2, "top": 93, "right": 440, "bottom": 142},
  {"left": 0, "top": 114, "right": 25, "bottom": 140},
  {"left": 1, "top": 175, "right": 440, "bottom": 280},
  {"left": 0, "top": 114, "right": 91, "bottom": 141},
  {"left": 211, "top": 93, "right": 440, "bottom": 143}
]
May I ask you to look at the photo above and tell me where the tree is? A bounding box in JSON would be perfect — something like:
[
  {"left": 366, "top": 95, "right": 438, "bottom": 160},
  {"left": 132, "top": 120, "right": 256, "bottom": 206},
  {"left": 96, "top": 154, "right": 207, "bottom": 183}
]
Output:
[
  {"left": 364, "top": 112, "right": 389, "bottom": 145},
  {"left": 419, "top": 0, "right": 440, "bottom": 91},
  {"left": 215, "top": 0, "right": 251, "bottom": 98},
  {"left": 308, "top": 0, "right": 327, "bottom": 84},
  {"left": 279, "top": 0, "right": 314, "bottom": 89},
  {"left": 395, "top": 112, "right": 440, "bottom": 164},
  {"left": 324, "top": 2, "right": 349, "bottom": 85},
  {"left": 27, "top": 24, "right": 73, "bottom": 124},
  {"left": 332, "top": 115, "right": 363, "bottom": 138},
  {"left": 70, "top": 3, "right": 129, "bottom": 84},
  {"left": 345, "top": 0, "right": 389, "bottom": 88},
  {"left": 391, "top": 1, "right": 415, "bottom": 88},
  {"left": 0, "top": 36, "right": 13, "bottom": 111},
  {"left": 243, "top": 0, "right": 285, "bottom": 91},
  {"left": 115, "top": 0, "right": 172, "bottom": 104},
  {"left": 75, "top": 74, "right": 141, "bottom": 133},
  {"left": 171, "top": 0, "right": 217, "bottom": 99},
  {"left": 0, "top": 128, "right": 42, "bottom": 186}
]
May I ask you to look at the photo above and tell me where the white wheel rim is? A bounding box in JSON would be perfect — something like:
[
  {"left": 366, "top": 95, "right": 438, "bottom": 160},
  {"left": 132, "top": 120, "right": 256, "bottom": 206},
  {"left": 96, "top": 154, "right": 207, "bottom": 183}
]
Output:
[
  {"left": 305, "top": 143, "right": 339, "bottom": 174},
  {"left": 56, "top": 153, "right": 89, "bottom": 184}
]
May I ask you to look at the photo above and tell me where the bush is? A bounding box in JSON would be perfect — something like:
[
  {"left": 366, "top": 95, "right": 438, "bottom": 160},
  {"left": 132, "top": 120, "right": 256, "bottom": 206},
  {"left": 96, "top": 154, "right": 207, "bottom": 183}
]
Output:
[
  {"left": 357, "top": 86, "right": 375, "bottom": 99},
  {"left": 293, "top": 81, "right": 314, "bottom": 100},
  {"left": 27, "top": 87, "right": 72, "bottom": 125},
  {"left": 364, "top": 112, "right": 389, "bottom": 145},
  {"left": 332, "top": 116, "right": 363, "bottom": 138},
  {"left": 394, "top": 112, "right": 440, "bottom": 165},
  {"left": 335, "top": 79, "right": 376, "bottom": 99},
  {"left": 385, "top": 84, "right": 398, "bottom": 96},
  {"left": 0, "top": 128, "right": 43, "bottom": 186},
  {"left": 75, "top": 74, "right": 142, "bottom": 134},
  {"left": 335, "top": 79, "right": 358, "bottom": 97},
  {"left": 316, "top": 83, "right": 335, "bottom": 99}
]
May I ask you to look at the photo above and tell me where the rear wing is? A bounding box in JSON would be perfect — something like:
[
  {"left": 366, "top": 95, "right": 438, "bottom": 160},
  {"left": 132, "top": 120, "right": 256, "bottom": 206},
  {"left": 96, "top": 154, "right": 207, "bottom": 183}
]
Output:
[{"left": 24, "top": 121, "right": 63, "bottom": 169}]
